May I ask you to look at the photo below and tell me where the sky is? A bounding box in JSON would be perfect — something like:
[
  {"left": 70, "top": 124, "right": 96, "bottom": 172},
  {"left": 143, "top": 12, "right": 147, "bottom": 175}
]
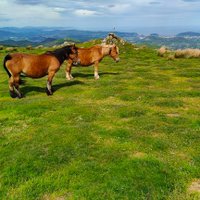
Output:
[{"left": 0, "top": 0, "right": 200, "bottom": 34}]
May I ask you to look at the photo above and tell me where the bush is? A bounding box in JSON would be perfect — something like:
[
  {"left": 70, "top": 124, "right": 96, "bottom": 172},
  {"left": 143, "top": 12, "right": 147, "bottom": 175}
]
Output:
[
  {"left": 157, "top": 46, "right": 169, "bottom": 57},
  {"left": 175, "top": 48, "right": 200, "bottom": 58}
]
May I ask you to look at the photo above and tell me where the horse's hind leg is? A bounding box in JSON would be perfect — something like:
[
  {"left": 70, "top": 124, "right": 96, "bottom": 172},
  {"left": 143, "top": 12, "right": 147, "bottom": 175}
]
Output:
[
  {"left": 13, "top": 75, "right": 23, "bottom": 98},
  {"left": 46, "top": 71, "right": 55, "bottom": 96},
  {"left": 9, "top": 76, "right": 18, "bottom": 98}
]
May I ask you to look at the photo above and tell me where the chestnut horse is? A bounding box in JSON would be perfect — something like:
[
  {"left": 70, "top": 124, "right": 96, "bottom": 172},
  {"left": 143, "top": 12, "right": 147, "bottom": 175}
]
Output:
[
  {"left": 66, "top": 44, "right": 120, "bottom": 80},
  {"left": 3, "top": 45, "right": 78, "bottom": 98}
]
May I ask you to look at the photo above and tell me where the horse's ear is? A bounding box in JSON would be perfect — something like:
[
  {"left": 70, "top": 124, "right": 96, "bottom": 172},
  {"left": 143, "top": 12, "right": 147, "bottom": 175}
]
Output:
[{"left": 72, "top": 44, "right": 77, "bottom": 50}]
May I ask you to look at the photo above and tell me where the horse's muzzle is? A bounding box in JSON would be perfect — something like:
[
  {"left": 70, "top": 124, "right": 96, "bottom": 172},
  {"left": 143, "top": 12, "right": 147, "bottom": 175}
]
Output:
[{"left": 115, "top": 58, "right": 120, "bottom": 62}]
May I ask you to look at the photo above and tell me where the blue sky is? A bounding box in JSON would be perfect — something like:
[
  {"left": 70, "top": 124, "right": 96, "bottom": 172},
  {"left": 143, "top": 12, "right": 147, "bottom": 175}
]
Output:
[{"left": 0, "top": 0, "right": 200, "bottom": 34}]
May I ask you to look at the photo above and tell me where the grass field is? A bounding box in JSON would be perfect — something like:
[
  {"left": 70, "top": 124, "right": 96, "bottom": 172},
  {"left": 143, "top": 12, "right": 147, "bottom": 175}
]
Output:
[{"left": 0, "top": 41, "right": 200, "bottom": 200}]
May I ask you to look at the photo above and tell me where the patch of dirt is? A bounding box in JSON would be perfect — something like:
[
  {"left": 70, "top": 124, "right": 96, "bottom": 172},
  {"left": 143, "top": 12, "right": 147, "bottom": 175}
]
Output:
[
  {"left": 129, "top": 151, "right": 147, "bottom": 159},
  {"left": 188, "top": 180, "right": 200, "bottom": 193},
  {"left": 170, "top": 150, "right": 191, "bottom": 159},
  {"left": 103, "top": 138, "right": 116, "bottom": 147},
  {"left": 91, "top": 134, "right": 117, "bottom": 147},
  {"left": 42, "top": 193, "right": 73, "bottom": 200},
  {"left": 166, "top": 113, "right": 180, "bottom": 117},
  {"left": 42, "top": 195, "right": 64, "bottom": 200}
]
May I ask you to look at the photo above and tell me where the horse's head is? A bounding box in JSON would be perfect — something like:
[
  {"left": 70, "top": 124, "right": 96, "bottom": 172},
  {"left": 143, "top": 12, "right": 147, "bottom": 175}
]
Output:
[
  {"left": 67, "top": 44, "right": 80, "bottom": 65},
  {"left": 102, "top": 44, "right": 120, "bottom": 62},
  {"left": 109, "top": 44, "right": 120, "bottom": 62}
]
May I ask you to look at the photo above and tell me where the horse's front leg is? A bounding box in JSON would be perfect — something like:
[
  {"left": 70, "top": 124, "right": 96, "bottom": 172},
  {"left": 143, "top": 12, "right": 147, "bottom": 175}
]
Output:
[
  {"left": 66, "top": 62, "right": 73, "bottom": 80},
  {"left": 94, "top": 61, "right": 100, "bottom": 79},
  {"left": 46, "top": 71, "right": 55, "bottom": 95}
]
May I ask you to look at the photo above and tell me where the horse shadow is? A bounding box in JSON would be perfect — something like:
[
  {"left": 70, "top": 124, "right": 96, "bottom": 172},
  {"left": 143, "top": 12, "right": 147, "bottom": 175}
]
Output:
[
  {"left": 72, "top": 72, "right": 120, "bottom": 78},
  {"left": 20, "top": 80, "right": 84, "bottom": 96},
  {"left": 53, "top": 80, "right": 84, "bottom": 91}
]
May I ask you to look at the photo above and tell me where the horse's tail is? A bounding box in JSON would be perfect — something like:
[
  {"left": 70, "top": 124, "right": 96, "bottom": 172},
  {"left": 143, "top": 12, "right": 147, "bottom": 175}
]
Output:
[{"left": 3, "top": 54, "right": 12, "bottom": 78}]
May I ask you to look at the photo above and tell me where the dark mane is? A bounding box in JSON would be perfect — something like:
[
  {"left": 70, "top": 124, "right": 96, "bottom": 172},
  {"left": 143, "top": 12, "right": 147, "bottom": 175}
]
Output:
[{"left": 45, "top": 45, "right": 74, "bottom": 65}]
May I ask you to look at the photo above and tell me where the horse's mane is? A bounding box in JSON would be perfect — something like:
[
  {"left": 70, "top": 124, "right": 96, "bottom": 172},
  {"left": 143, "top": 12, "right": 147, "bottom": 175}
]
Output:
[
  {"left": 47, "top": 45, "right": 73, "bottom": 54},
  {"left": 45, "top": 45, "right": 74, "bottom": 64}
]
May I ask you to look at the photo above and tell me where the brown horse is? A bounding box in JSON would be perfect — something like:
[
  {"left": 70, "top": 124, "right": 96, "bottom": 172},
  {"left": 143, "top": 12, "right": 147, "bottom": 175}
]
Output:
[
  {"left": 66, "top": 44, "right": 120, "bottom": 80},
  {"left": 3, "top": 45, "right": 79, "bottom": 98}
]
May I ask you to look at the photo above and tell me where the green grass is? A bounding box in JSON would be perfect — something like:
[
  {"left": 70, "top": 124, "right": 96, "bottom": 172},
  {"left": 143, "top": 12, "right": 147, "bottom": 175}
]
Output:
[{"left": 0, "top": 42, "right": 200, "bottom": 199}]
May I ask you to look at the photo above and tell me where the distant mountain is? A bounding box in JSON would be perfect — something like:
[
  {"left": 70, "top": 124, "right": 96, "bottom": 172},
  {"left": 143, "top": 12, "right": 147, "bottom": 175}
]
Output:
[
  {"left": 0, "top": 38, "right": 79, "bottom": 47},
  {"left": 0, "top": 30, "right": 19, "bottom": 40},
  {"left": 150, "top": 33, "right": 159, "bottom": 37},
  {"left": 176, "top": 32, "right": 200, "bottom": 37},
  {"left": 1, "top": 27, "right": 200, "bottom": 49},
  {"left": 0, "top": 39, "right": 35, "bottom": 46},
  {"left": 0, "top": 27, "right": 137, "bottom": 45}
]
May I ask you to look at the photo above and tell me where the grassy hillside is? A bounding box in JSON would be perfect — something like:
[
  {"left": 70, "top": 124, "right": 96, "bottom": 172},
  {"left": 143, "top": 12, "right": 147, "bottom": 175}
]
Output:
[{"left": 0, "top": 42, "right": 200, "bottom": 200}]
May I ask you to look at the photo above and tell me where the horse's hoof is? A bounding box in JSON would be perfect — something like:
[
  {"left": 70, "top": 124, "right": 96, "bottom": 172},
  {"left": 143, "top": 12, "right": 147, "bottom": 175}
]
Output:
[
  {"left": 46, "top": 88, "right": 53, "bottom": 96},
  {"left": 94, "top": 75, "right": 100, "bottom": 80},
  {"left": 46, "top": 91, "right": 53, "bottom": 96},
  {"left": 66, "top": 76, "right": 73, "bottom": 80},
  {"left": 46, "top": 90, "right": 53, "bottom": 96},
  {"left": 10, "top": 91, "right": 18, "bottom": 98},
  {"left": 17, "top": 94, "right": 24, "bottom": 99}
]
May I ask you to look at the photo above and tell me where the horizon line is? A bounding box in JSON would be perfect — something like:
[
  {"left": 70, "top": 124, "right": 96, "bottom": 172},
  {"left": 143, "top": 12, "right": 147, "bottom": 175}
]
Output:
[{"left": 1, "top": 26, "right": 200, "bottom": 36}]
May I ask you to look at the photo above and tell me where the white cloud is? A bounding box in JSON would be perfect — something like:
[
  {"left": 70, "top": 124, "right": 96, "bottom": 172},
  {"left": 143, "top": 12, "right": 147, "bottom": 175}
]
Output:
[
  {"left": 0, "top": 0, "right": 200, "bottom": 33},
  {"left": 53, "top": 7, "right": 67, "bottom": 12},
  {"left": 106, "top": 4, "right": 130, "bottom": 14},
  {"left": 0, "top": 0, "right": 62, "bottom": 26},
  {"left": 74, "top": 9, "right": 99, "bottom": 16}
]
